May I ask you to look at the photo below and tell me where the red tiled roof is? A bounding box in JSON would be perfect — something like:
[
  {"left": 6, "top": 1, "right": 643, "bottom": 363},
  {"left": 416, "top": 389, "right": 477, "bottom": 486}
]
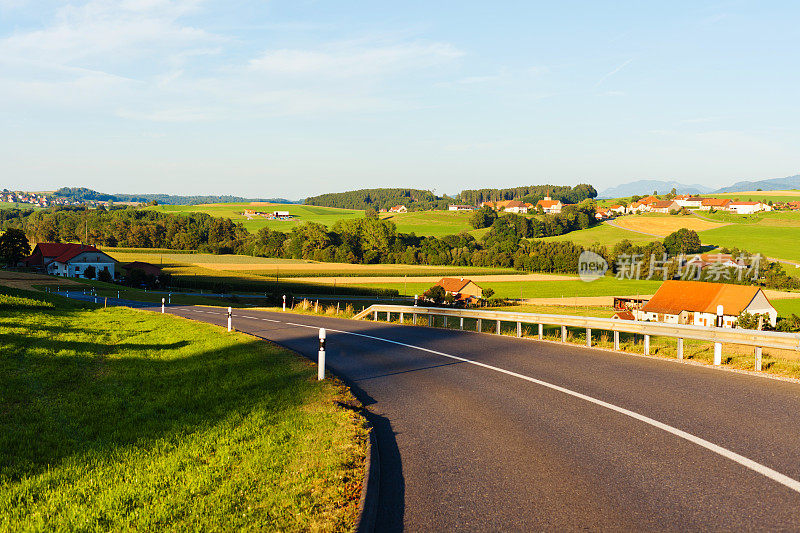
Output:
[
  {"left": 613, "top": 310, "right": 635, "bottom": 320},
  {"left": 437, "top": 277, "right": 470, "bottom": 293},
  {"left": 537, "top": 199, "right": 560, "bottom": 208},
  {"left": 701, "top": 198, "right": 731, "bottom": 207},
  {"left": 641, "top": 280, "right": 763, "bottom": 316},
  {"left": 650, "top": 200, "right": 677, "bottom": 209},
  {"left": 28, "top": 243, "right": 105, "bottom": 264},
  {"left": 728, "top": 201, "right": 760, "bottom": 206},
  {"left": 639, "top": 195, "right": 659, "bottom": 204}
]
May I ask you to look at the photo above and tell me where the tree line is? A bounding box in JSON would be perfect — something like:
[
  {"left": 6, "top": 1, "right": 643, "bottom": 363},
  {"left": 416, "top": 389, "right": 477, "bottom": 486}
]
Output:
[{"left": 456, "top": 183, "right": 597, "bottom": 206}]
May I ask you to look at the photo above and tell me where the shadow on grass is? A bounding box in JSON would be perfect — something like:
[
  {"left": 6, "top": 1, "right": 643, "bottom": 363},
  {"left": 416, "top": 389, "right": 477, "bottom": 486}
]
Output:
[{"left": 0, "top": 333, "right": 310, "bottom": 484}]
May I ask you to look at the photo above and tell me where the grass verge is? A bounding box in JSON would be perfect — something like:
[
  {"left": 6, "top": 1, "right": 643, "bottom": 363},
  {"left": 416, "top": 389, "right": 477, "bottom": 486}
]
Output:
[{"left": 0, "top": 287, "right": 367, "bottom": 531}]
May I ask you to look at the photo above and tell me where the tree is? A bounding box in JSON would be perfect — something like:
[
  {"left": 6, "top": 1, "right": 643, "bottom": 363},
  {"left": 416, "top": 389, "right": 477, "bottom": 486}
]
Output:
[
  {"left": 469, "top": 206, "right": 498, "bottom": 229},
  {"left": 482, "top": 287, "right": 495, "bottom": 299},
  {"left": 423, "top": 284, "right": 446, "bottom": 304},
  {"left": 0, "top": 228, "right": 30, "bottom": 266},
  {"left": 663, "top": 228, "right": 702, "bottom": 255},
  {"left": 98, "top": 267, "right": 112, "bottom": 283},
  {"left": 83, "top": 265, "right": 96, "bottom": 279}
]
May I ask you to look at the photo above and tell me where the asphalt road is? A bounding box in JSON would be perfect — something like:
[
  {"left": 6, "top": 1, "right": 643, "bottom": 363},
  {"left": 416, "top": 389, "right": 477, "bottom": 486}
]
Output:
[{"left": 67, "top": 295, "right": 800, "bottom": 530}]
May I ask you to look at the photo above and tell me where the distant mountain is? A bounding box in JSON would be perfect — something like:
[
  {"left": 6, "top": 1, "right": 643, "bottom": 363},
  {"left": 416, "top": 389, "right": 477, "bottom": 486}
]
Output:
[
  {"left": 51, "top": 187, "right": 299, "bottom": 205},
  {"left": 712, "top": 174, "right": 800, "bottom": 193},
  {"left": 599, "top": 180, "right": 714, "bottom": 199}
]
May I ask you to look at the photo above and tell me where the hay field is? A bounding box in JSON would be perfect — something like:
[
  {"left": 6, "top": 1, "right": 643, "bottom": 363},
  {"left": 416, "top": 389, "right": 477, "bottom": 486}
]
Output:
[
  {"left": 612, "top": 214, "right": 726, "bottom": 236},
  {"left": 380, "top": 210, "right": 475, "bottom": 237}
]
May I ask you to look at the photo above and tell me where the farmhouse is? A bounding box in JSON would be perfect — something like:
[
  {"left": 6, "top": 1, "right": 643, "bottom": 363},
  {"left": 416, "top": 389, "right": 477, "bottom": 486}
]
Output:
[
  {"left": 435, "top": 277, "right": 484, "bottom": 302},
  {"left": 448, "top": 204, "right": 475, "bottom": 211},
  {"left": 674, "top": 195, "right": 704, "bottom": 208},
  {"left": 609, "top": 204, "right": 626, "bottom": 215},
  {"left": 638, "top": 195, "right": 660, "bottom": 206},
  {"left": 388, "top": 205, "right": 408, "bottom": 213},
  {"left": 627, "top": 201, "right": 648, "bottom": 213},
  {"left": 502, "top": 200, "right": 530, "bottom": 214},
  {"left": 635, "top": 280, "right": 776, "bottom": 327},
  {"left": 536, "top": 196, "right": 563, "bottom": 214},
  {"left": 649, "top": 200, "right": 682, "bottom": 214},
  {"left": 684, "top": 254, "right": 744, "bottom": 270},
  {"left": 270, "top": 211, "right": 293, "bottom": 220},
  {"left": 24, "top": 243, "right": 116, "bottom": 280},
  {"left": 700, "top": 198, "right": 731, "bottom": 210},
  {"left": 727, "top": 201, "right": 771, "bottom": 215}
]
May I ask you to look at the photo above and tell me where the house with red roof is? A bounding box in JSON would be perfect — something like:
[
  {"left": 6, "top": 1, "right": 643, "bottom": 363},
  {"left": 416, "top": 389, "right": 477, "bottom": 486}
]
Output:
[
  {"left": 536, "top": 195, "right": 563, "bottom": 214},
  {"left": 699, "top": 198, "right": 732, "bottom": 211},
  {"left": 24, "top": 243, "right": 116, "bottom": 279},
  {"left": 634, "top": 280, "right": 776, "bottom": 327},
  {"left": 434, "top": 277, "right": 484, "bottom": 302}
]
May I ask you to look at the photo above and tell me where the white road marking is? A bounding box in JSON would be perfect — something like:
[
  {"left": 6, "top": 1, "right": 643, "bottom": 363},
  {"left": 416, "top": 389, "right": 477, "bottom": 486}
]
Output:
[{"left": 172, "top": 306, "right": 800, "bottom": 495}]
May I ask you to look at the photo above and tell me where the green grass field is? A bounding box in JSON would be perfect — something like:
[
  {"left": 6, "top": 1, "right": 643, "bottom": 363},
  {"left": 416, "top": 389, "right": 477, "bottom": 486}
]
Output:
[
  {"left": 539, "top": 223, "right": 659, "bottom": 247},
  {"left": 713, "top": 190, "right": 800, "bottom": 203},
  {"left": 0, "top": 287, "right": 366, "bottom": 531},
  {"left": 346, "top": 276, "right": 664, "bottom": 299},
  {"left": 0, "top": 203, "right": 42, "bottom": 211},
  {"left": 146, "top": 203, "right": 363, "bottom": 233},
  {"left": 380, "top": 210, "right": 476, "bottom": 237}
]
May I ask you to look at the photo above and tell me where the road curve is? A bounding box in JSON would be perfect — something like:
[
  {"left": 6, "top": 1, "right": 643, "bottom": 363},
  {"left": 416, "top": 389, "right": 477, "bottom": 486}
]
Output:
[{"left": 116, "top": 300, "right": 800, "bottom": 529}]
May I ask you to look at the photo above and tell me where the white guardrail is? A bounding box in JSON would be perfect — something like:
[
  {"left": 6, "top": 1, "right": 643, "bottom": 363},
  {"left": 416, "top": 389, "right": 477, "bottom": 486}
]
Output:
[{"left": 353, "top": 304, "right": 800, "bottom": 371}]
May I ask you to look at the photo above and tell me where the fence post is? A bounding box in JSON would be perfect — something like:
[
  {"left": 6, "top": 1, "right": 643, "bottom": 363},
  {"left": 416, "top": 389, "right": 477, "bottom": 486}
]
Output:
[
  {"left": 477, "top": 318, "right": 482, "bottom": 332},
  {"left": 386, "top": 311, "right": 390, "bottom": 322},
  {"left": 614, "top": 330, "right": 620, "bottom": 351},
  {"left": 496, "top": 320, "right": 501, "bottom": 335},
  {"left": 161, "top": 298, "right": 165, "bottom": 313},
  {"left": 400, "top": 312, "right": 404, "bottom": 323},
  {"left": 586, "top": 328, "right": 591, "bottom": 347},
  {"left": 373, "top": 310, "right": 378, "bottom": 321},
  {"left": 282, "top": 294, "right": 286, "bottom": 311},
  {"left": 318, "top": 328, "right": 326, "bottom": 380},
  {"left": 413, "top": 312, "right": 417, "bottom": 325},
  {"left": 561, "top": 326, "right": 567, "bottom": 342},
  {"left": 644, "top": 334, "right": 650, "bottom": 355},
  {"left": 516, "top": 321, "right": 522, "bottom": 338},
  {"left": 227, "top": 307, "right": 232, "bottom": 332},
  {"left": 755, "top": 346, "right": 762, "bottom": 371},
  {"left": 460, "top": 317, "right": 464, "bottom": 330},
  {"left": 538, "top": 323, "right": 543, "bottom": 340},
  {"left": 677, "top": 338, "right": 684, "bottom": 360}
]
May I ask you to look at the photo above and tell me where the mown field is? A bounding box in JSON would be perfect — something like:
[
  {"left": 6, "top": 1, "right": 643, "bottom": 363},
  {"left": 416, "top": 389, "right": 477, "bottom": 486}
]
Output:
[
  {"left": 713, "top": 190, "right": 800, "bottom": 203},
  {"left": 379, "top": 210, "right": 476, "bottom": 237},
  {"left": 145, "top": 203, "right": 363, "bottom": 233},
  {"left": 540, "top": 221, "right": 660, "bottom": 247},
  {"left": 0, "top": 287, "right": 367, "bottom": 531},
  {"left": 344, "top": 276, "right": 665, "bottom": 299}
]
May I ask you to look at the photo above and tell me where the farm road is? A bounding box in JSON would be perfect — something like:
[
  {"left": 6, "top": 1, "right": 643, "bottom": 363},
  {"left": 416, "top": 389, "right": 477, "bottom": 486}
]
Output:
[{"left": 89, "top": 298, "right": 800, "bottom": 531}]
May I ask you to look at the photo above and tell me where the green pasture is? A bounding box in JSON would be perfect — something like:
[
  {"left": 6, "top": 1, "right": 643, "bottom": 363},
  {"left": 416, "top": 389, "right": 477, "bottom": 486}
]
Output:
[
  {"left": 539, "top": 222, "right": 659, "bottom": 247},
  {"left": 145, "top": 203, "right": 363, "bottom": 233},
  {"left": 701, "top": 224, "right": 800, "bottom": 263},
  {"left": 0, "top": 287, "right": 366, "bottom": 531},
  {"left": 0, "top": 203, "right": 42, "bottom": 211},
  {"left": 713, "top": 190, "right": 800, "bottom": 203},
  {"left": 380, "top": 210, "right": 475, "bottom": 237}
]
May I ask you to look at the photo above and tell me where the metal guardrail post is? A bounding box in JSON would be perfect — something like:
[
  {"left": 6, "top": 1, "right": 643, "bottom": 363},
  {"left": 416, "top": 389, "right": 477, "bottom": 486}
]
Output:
[
  {"left": 614, "top": 330, "right": 620, "bottom": 351},
  {"left": 386, "top": 311, "right": 390, "bottom": 322},
  {"left": 714, "top": 342, "right": 722, "bottom": 365},
  {"left": 460, "top": 317, "right": 464, "bottom": 330},
  {"left": 400, "top": 312, "right": 404, "bottom": 323},
  {"left": 496, "top": 320, "right": 501, "bottom": 335},
  {"left": 444, "top": 315, "right": 448, "bottom": 328},
  {"left": 373, "top": 310, "right": 378, "bottom": 321},
  {"left": 677, "top": 338, "right": 684, "bottom": 360},
  {"left": 755, "top": 347, "right": 762, "bottom": 371},
  {"left": 516, "top": 321, "right": 522, "bottom": 338},
  {"left": 644, "top": 335, "right": 650, "bottom": 355},
  {"left": 413, "top": 312, "right": 417, "bottom": 325},
  {"left": 538, "top": 323, "right": 543, "bottom": 340},
  {"left": 477, "top": 318, "right": 482, "bottom": 332},
  {"left": 561, "top": 326, "right": 567, "bottom": 342},
  {"left": 586, "top": 328, "right": 591, "bottom": 348}
]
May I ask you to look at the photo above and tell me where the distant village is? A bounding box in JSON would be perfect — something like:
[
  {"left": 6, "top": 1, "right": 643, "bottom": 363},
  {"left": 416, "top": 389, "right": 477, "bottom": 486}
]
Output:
[
  {"left": 593, "top": 194, "right": 795, "bottom": 220},
  {"left": 1, "top": 190, "right": 122, "bottom": 208}
]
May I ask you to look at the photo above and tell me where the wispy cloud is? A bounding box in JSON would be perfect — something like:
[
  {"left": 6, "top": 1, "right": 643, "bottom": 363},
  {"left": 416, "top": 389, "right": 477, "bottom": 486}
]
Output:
[{"left": 594, "top": 58, "right": 633, "bottom": 87}]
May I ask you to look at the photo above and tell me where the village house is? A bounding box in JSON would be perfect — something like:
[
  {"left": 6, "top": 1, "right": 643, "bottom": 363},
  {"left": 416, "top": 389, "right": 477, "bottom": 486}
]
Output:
[
  {"left": 627, "top": 201, "right": 648, "bottom": 213},
  {"left": 434, "top": 277, "right": 484, "bottom": 302},
  {"left": 649, "top": 200, "right": 682, "bottom": 214},
  {"left": 24, "top": 243, "right": 116, "bottom": 280},
  {"left": 700, "top": 198, "right": 732, "bottom": 211},
  {"left": 674, "top": 195, "right": 704, "bottom": 208},
  {"left": 638, "top": 195, "right": 660, "bottom": 206},
  {"left": 634, "top": 280, "right": 777, "bottom": 327},
  {"left": 388, "top": 205, "right": 408, "bottom": 214},
  {"left": 536, "top": 195, "right": 563, "bottom": 214},
  {"left": 684, "top": 253, "right": 745, "bottom": 271},
  {"left": 727, "top": 201, "right": 771, "bottom": 215},
  {"left": 609, "top": 204, "right": 626, "bottom": 215},
  {"left": 502, "top": 200, "right": 530, "bottom": 214},
  {"left": 448, "top": 204, "right": 475, "bottom": 211},
  {"left": 595, "top": 208, "right": 611, "bottom": 220},
  {"left": 269, "top": 211, "right": 293, "bottom": 220}
]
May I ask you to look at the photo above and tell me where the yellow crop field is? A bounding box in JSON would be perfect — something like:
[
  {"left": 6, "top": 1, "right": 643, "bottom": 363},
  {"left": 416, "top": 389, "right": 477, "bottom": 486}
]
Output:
[{"left": 613, "top": 215, "right": 726, "bottom": 236}]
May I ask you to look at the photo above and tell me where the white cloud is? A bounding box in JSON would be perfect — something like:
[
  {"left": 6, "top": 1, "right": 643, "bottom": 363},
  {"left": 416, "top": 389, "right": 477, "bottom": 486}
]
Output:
[{"left": 248, "top": 40, "right": 463, "bottom": 78}]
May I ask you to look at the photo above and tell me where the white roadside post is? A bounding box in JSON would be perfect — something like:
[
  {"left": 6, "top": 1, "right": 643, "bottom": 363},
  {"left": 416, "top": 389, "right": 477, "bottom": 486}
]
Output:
[
  {"left": 614, "top": 330, "right": 620, "bottom": 351},
  {"left": 496, "top": 320, "right": 501, "bottom": 335},
  {"left": 538, "top": 323, "right": 543, "bottom": 340},
  {"left": 517, "top": 321, "right": 522, "bottom": 338},
  {"left": 227, "top": 306, "right": 232, "bottom": 332},
  {"left": 677, "top": 338, "right": 684, "bottom": 360},
  {"left": 714, "top": 304, "right": 724, "bottom": 365},
  {"left": 117, "top": 290, "right": 120, "bottom": 299},
  {"left": 586, "top": 328, "right": 591, "bottom": 348},
  {"left": 561, "top": 326, "right": 567, "bottom": 342},
  {"left": 161, "top": 298, "right": 165, "bottom": 313},
  {"left": 414, "top": 294, "right": 418, "bottom": 307},
  {"left": 644, "top": 335, "right": 650, "bottom": 355},
  {"left": 168, "top": 293, "right": 171, "bottom": 304},
  {"left": 318, "top": 328, "right": 326, "bottom": 380},
  {"left": 282, "top": 295, "right": 286, "bottom": 311},
  {"left": 460, "top": 317, "right": 464, "bottom": 330},
  {"left": 755, "top": 347, "right": 763, "bottom": 371}
]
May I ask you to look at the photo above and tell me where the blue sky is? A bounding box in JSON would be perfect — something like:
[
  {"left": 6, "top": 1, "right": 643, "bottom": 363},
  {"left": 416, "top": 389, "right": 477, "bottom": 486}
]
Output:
[{"left": 1, "top": 1, "right": 798, "bottom": 199}]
